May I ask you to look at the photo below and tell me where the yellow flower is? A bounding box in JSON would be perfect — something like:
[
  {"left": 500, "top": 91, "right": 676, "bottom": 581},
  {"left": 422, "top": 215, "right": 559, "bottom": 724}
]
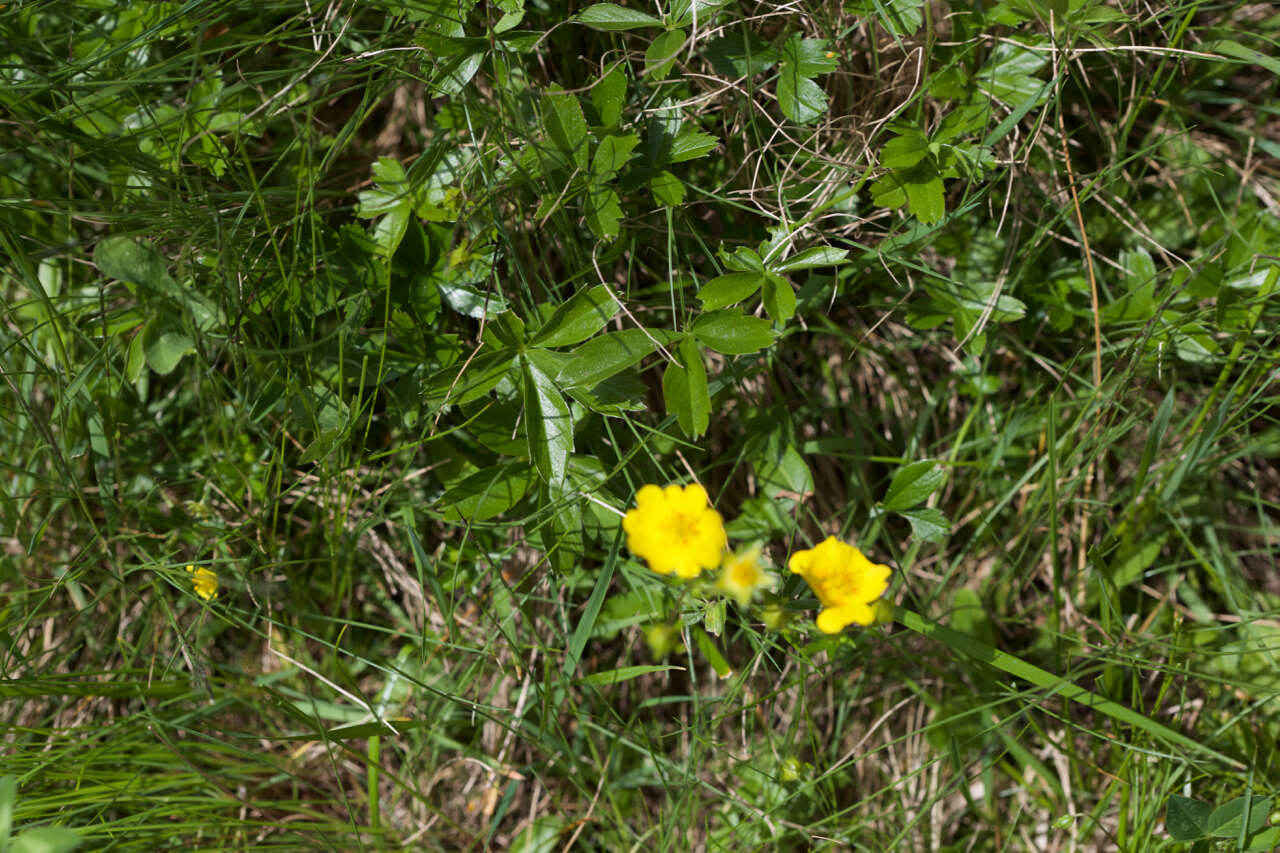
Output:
[
  {"left": 788, "top": 537, "right": 891, "bottom": 633},
  {"left": 623, "top": 483, "right": 727, "bottom": 579},
  {"left": 717, "top": 546, "right": 775, "bottom": 607},
  {"left": 186, "top": 564, "right": 218, "bottom": 601}
]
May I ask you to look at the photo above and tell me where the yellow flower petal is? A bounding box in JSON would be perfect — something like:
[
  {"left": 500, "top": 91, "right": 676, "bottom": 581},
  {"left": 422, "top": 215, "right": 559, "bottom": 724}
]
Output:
[
  {"left": 186, "top": 564, "right": 219, "bottom": 601},
  {"left": 623, "top": 483, "right": 727, "bottom": 579},
  {"left": 789, "top": 537, "right": 891, "bottom": 633}
]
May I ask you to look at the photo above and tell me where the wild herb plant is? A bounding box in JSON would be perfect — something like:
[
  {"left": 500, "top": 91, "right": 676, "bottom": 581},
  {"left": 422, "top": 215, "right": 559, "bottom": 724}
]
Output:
[{"left": 2, "top": 0, "right": 1279, "bottom": 849}]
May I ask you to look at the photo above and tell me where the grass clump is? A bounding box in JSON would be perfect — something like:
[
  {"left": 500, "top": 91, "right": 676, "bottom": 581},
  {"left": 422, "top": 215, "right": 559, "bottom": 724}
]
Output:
[{"left": 2, "top": 0, "right": 1280, "bottom": 849}]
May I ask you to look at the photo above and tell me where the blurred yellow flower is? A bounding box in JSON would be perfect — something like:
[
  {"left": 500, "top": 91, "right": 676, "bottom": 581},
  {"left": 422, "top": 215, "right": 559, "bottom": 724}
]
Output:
[
  {"left": 788, "top": 537, "right": 891, "bottom": 633},
  {"left": 186, "top": 564, "right": 218, "bottom": 601},
  {"left": 623, "top": 483, "right": 726, "bottom": 579},
  {"left": 717, "top": 546, "right": 775, "bottom": 607}
]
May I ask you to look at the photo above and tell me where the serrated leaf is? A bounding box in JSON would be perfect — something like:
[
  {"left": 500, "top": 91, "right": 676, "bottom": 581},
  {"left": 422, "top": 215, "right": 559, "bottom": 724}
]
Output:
[
  {"left": 761, "top": 273, "right": 796, "bottom": 323},
  {"left": 662, "top": 337, "right": 709, "bottom": 437},
  {"left": 883, "top": 459, "right": 945, "bottom": 511},
  {"left": 1205, "top": 796, "right": 1271, "bottom": 839},
  {"left": 777, "top": 71, "right": 828, "bottom": 124},
  {"left": 692, "top": 309, "right": 776, "bottom": 354},
  {"left": 906, "top": 174, "right": 945, "bottom": 224},
  {"left": 780, "top": 36, "right": 838, "bottom": 77},
  {"left": 585, "top": 185, "right": 624, "bottom": 239},
  {"left": 523, "top": 360, "right": 573, "bottom": 484},
  {"left": 697, "top": 271, "right": 764, "bottom": 309},
  {"left": 772, "top": 246, "right": 850, "bottom": 273},
  {"left": 576, "top": 3, "right": 663, "bottom": 30},
  {"left": 558, "top": 328, "right": 678, "bottom": 387},
  {"left": 650, "top": 169, "right": 684, "bottom": 206},
  {"left": 544, "top": 86, "right": 589, "bottom": 170},
  {"left": 591, "top": 64, "right": 627, "bottom": 128},
  {"left": 899, "top": 506, "right": 950, "bottom": 542},
  {"left": 871, "top": 172, "right": 907, "bottom": 209},
  {"left": 591, "top": 132, "right": 640, "bottom": 180},
  {"left": 530, "top": 285, "right": 620, "bottom": 348},
  {"left": 645, "top": 29, "right": 685, "bottom": 81},
  {"left": 667, "top": 131, "right": 718, "bottom": 163},
  {"left": 881, "top": 133, "right": 930, "bottom": 169},
  {"left": 439, "top": 462, "right": 534, "bottom": 521}
]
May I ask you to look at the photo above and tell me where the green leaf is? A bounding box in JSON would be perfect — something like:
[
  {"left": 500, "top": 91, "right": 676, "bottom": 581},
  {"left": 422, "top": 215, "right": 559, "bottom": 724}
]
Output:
[
  {"left": 847, "top": 0, "right": 923, "bottom": 37},
  {"left": 585, "top": 185, "right": 624, "bottom": 239},
  {"left": 578, "top": 664, "right": 681, "bottom": 687},
  {"left": 882, "top": 459, "right": 945, "bottom": 512},
  {"left": 982, "top": 40, "right": 1050, "bottom": 107},
  {"left": 692, "top": 309, "right": 776, "bottom": 354},
  {"left": 667, "top": 131, "right": 718, "bottom": 163},
  {"left": 779, "top": 35, "right": 837, "bottom": 77},
  {"left": 523, "top": 360, "right": 573, "bottom": 484},
  {"left": 558, "top": 328, "right": 676, "bottom": 387},
  {"left": 576, "top": 3, "right": 663, "bottom": 30},
  {"left": 749, "top": 424, "right": 812, "bottom": 498},
  {"left": 11, "top": 827, "right": 82, "bottom": 853},
  {"left": 530, "top": 285, "right": 620, "bottom": 348},
  {"left": 899, "top": 506, "right": 951, "bottom": 542},
  {"left": 649, "top": 169, "right": 684, "bottom": 206},
  {"left": 761, "top": 273, "right": 796, "bottom": 323},
  {"left": 1205, "top": 796, "right": 1272, "bottom": 839},
  {"left": 439, "top": 463, "right": 534, "bottom": 521},
  {"left": 662, "top": 337, "right": 709, "bottom": 438},
  {"left": 772, "top": 246, "right": 850, "bottom": 272},
  {"left": 142, "top": 318, "right": 193, "bottom": 375},
  {"left": 776, "top": 71, "right": 828, "bottom": 124},
  {"left": 544, "top": 86, "right": 589, "bottom": 170},
  {"left": 591, "top": 64, "right": 627, "bottom": 128},
  {"left": 705, "top": 30, "right": 778, "bottom": 76},
  {"left": 590, "top": 132, "right": 640, "bottom": 181},
  {"left": 881, "top": 133, "right": 930, "bottom": 169},
  {"left": 870, "top": 172, "right": 907, "bottom": 209},
  {"left": 0, "top": 775, "right": 15, "bottom": 844},
  {"left": 645, "top": 29, "right": 685, "bottom": 81},
  {"left": 95, "top": 236, "right": 179, "bottom": 298},
  {"left": 1204, "top": 39, "right": 1280, "bottom": 76},
  {"left": 697, "top": 271, "right": 765, "bottom": 309},
  {"left": 1244, "top": 827, "right": 1280, "bottom": 852},
  {"left": 905, "top": 173, "right": 945, "bottom": 224},
  {"left": 721, "top": 246, "right": 764, "bottom": 273},
  {"left": 425, "top": 347, "right": 517, "bottom": 405}
]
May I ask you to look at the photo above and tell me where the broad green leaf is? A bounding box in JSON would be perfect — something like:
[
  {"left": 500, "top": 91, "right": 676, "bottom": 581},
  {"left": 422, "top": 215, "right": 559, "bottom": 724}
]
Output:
[
  {"left": 982, "top": 40, "right": 1050, "bottom": 106},
  {"left": 772, "top": 246, "right": 850, "bottom": 272},
  {"left": 558, "top": 328, "right": 677, "bottom": 387},
  {"left": 1205, "top": 796, "right": 1271, "bottom": 839},
  {"left": 905, "top": 172, "right": 945, "bottom": 224},
  {"left": 590, "top": 132, "right": 640, "bottom": 180},
  {"left": 667, "top": 131, "right": 719, "bottom": 163},
  {"left": 704, "top": 30, "right": 778, "bottom": 76},
  {"left": 848, "top": 0, "right": 924, "bottom": 37},
  {"left": 692, "top": 309, "right": 776, "bottom": 354},
  {"left": 142, "top": 318, "right": 193, "bottom": 375},
  {"left": 645, "top": 29, "right": 685, "bottom": 81},
  {"left": 591, "top": 64, "right": 627, "bottom": 128},
  {"left": 522, "top": 359, "right": 573, "bottom": 483},
  {"left": 669, "top": 0, "right": 730, "bottom": 28},
  {"left": 543, "top": 86, "right": 589, "bottom": 170},
  {"left": 761, "top": 273, "right": 796, "bottom": 323},
  {"left": 578, "top": 664, "right": 681, "bottom": 687},
  {"left": 948, "top": 588, "right": 993, "bottom": 646},
  {"left": 585, "top": 185, "right": 624, "bottom": 239},
  {"left": 776, "top": 71, "right": 827, "bottom": 124},
  {"left": 779, "top": 34, "right": 837, "bottom": 76},
  {"left": 871, "top": 172, "right": 907, "bottom": 209},
  {"left": 721, "top": 246, "right": 764, "bottom": 273},
  {"left": 564, "top": 372, "right": 648, "bottom": 415},
  {"left": 576, "top": 3, "right": 663, "bottom": 30},
  {"left": 1244, "top": 827, "right": 1280, "bottom": 852},
  {"left": 880, "top": 133, "right": 930, "bottom": 169},
  {"left": 425, "top": 347, "right": 517, "bottom": 404},
  {"left": 530, "top": 285, "right": 620, "bottom": 348},
  {"left": 662, "top": 337, "right": 709, "bottom": 437},
  {"left": 899, "top": 506, "right": 951, "bottom": 542},
  {"left": 650, "top": 169, "right": 684, "bottom": 206},
  {"left": 95, "top": 236, "right": 179, "bottom": 298},
  {"left": 439, "top": 462, "right": 534, "bottom": 521},
  {"left": 749, "top": 425, "right": 812, "bottom": 498},
  {"left": 883, "top": 459, "right": 945, "bottom": 511},
  {"left": 697, "top": 271, "right": 764, "bottom": 309}
]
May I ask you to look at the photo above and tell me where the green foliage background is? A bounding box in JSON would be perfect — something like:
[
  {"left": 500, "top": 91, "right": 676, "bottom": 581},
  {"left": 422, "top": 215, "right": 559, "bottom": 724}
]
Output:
[{"left": 2, "top": 0, "right": 1280, "bottom": 849}]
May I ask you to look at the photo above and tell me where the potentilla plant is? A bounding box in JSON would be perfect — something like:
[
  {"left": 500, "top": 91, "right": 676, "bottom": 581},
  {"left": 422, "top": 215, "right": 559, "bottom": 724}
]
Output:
[{"left": 622, "top": 482, "right": 892, "bottom": 659}]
